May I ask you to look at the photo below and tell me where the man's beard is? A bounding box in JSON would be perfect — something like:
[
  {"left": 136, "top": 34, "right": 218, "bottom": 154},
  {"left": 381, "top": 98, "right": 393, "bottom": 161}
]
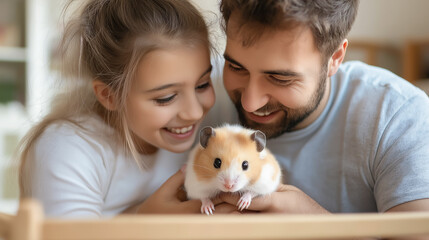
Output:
[{"left": 232, "top": 66, "right": 327, "bottom": 139}]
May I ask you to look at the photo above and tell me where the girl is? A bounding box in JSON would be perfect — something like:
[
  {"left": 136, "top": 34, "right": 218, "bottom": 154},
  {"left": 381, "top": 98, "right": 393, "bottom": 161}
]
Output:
[{"left": 18, "top": 0, "right": 215, "bottom": 217}]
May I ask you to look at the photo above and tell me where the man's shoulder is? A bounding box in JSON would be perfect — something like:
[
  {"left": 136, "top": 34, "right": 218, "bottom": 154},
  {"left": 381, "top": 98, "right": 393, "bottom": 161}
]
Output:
[
  {"left": 331, "top": 61, "right": 429, "bottom": 138},
  {"left": 335, "top": 61, "right": 427, "bottom": 104}
]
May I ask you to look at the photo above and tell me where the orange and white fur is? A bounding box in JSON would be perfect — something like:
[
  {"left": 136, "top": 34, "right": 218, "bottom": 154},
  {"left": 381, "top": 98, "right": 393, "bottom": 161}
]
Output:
[{"left": 184, "top": 124, "right": 281, "bottom": 215}]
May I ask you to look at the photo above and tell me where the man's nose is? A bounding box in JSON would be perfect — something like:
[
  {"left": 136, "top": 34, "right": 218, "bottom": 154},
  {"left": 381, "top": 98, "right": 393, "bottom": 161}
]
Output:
[{"left": 240, "top": 78, "right": 270, "bottom": 113}]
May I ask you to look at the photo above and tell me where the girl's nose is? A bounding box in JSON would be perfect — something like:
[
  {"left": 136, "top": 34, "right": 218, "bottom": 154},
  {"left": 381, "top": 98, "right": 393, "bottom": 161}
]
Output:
[{"left": 179, "top": 94, "right": 204, "bottom": 121}]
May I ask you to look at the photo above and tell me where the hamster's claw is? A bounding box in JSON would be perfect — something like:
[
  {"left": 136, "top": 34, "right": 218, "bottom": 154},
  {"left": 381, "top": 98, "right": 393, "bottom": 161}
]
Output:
[
  {"left": 201, "top": 198, "right": 215, "bottom": 215},
  {"left": 237, "top": 193, "right": 252, "bottom": 211}
]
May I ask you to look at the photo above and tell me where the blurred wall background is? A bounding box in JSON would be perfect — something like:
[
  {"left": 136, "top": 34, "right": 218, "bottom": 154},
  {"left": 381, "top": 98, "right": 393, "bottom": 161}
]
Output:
[{"left": 0, "top": 0, "right": 428, "bottom": 214}]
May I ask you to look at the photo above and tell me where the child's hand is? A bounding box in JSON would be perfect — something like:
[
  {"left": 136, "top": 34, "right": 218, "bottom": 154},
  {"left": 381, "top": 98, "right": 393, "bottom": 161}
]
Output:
[
  {"left": 218, "top": 184, "right": 330, "bottom": 214},
  {"left": 130, "top": 169, "right": 240, "bottom": 214},
  {"left": 135, "top": 170, "right": 202, "bottom": 214}
]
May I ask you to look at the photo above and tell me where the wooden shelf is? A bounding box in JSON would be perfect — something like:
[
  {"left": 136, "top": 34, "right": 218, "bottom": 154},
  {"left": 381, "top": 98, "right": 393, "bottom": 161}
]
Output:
[
  {"left": 347, "top": 40, "right": 400, "bottom": 66},
  {"left": 403, "top": 40, "right": 429, "bottom": 83}
]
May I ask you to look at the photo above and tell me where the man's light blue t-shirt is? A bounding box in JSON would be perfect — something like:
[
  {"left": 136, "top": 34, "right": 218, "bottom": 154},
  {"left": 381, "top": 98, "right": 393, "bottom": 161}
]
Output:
[{"left": 208, "top": 60, "right": 429, "bottom": 213}]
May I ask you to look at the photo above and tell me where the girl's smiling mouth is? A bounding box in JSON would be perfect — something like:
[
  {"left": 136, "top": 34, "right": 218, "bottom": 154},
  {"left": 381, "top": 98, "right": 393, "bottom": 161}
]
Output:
[{"left": 166, "top": 125, "right": 194, "bottom": 134}]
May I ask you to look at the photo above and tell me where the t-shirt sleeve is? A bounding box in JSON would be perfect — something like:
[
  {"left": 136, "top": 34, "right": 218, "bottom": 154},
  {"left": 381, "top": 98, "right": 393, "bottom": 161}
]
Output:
[
  {"left": 23, "top": 126, "right": 109, "bottom": 218},
  {"left": 373, "top": 93, "right": 429, "bottom": 212}
]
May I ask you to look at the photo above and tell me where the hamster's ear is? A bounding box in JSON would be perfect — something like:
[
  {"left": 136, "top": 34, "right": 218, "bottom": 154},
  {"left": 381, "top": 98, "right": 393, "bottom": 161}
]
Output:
[
  {"left": 250, "top": 130, "right": 266, "bottom": 152},
  {"left": 199, "top": 126, "right": 216, "bottom": 148}
]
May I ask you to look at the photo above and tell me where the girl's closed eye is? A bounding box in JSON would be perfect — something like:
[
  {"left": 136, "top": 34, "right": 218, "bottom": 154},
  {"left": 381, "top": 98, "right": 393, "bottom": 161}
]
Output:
[
  {"left": 196, "top": 81, "right": 211, "bottom": 90},
  {"left": 154, "top": 93, "right": 176, "bottom": 105},
  {"left": 153, "top": 80, "right": 211, "bottom": 106}
]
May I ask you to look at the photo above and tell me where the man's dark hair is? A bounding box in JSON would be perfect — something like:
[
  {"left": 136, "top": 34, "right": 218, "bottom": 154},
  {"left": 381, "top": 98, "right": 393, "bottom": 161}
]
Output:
[{"left": 220, "top": 0, "right": 359, "bottom": 61}]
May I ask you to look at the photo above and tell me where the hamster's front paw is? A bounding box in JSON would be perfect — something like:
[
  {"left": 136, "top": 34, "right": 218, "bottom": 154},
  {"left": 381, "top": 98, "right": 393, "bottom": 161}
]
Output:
[
  {"left": 237, "top": 192, "right": 253, "bottom": 211},
  {"left": 201, "top": 198, "right": 215, "bottom": 215}
]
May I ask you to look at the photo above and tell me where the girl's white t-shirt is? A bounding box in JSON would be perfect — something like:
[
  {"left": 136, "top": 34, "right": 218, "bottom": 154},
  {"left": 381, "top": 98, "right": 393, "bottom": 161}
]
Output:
[{"left": 22, "top": 115, "right": 188, "bottom": 218}]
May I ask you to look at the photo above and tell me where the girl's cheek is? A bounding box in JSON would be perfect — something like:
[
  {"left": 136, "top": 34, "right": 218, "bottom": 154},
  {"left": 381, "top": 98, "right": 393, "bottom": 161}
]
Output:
[{"left": 204, "top": 89, "right": 216, "bottom": 110}]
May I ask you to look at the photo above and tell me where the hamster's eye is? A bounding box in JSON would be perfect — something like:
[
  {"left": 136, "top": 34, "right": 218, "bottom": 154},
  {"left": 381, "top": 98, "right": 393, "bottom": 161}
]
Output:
[
  {"left": 214, "top": 158, "right": 222, "bottom": 169},
  {"left": 242, "top": 161, "right": 249, "bottom": 171}
]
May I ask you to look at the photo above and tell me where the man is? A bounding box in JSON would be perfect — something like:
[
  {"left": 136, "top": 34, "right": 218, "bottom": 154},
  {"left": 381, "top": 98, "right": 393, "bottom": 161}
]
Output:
[
  {"left": 137, "top": 0, "right": 429, "bottom": 217},
  {"left": 214, "top": 0, "right": 429, "bottom": 214}
]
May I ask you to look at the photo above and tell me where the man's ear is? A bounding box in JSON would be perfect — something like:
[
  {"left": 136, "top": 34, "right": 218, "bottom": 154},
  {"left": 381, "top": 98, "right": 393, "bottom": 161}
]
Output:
[
  {"left": 327, "top": 39, "right": 348, "bottom": 77},
  {"left": 93, "top": 80, "right": 117, "bottom": 111}
]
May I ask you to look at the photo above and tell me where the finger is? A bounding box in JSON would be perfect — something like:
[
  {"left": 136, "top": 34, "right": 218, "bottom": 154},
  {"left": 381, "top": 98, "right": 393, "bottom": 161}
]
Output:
[
  {"left": 230, "top": 211, "right": 242, "bottom": 215},
  {"left": 211, "top": 195, "right": 228, "bottom": 206},
  {"left": 213, "top": 203, "right": 238, "bottom": 214},
  {"left": 277, "top": 183, "right": 299, "bottom": 192},
  {"left": 231, "top": 209, "right": 258, "bottom": 214},
  {"left": 158, "top": 170, "right": 186, "bottom": 195},
  {"left": 243, "top": 184, "right": 298, "bottom": 211},
  {"left": 243, "top": 194, "right": 273, "bottom": 211},
  {"left": 240, "top": 209, "right": 260, "bottom": 214},
  {"left": 176, "top": 187, "right": 188, "bottom": 202},
  {"left": 219, "top": 192, "right": 272, "bottom": 211},
  {"left": 218, "top": 192, "right": 241, "bottom": 205},
  {"left": 175, "top": 199, "right": 202, "bottom": 214},
  {"left": 180, "top": 164, "right": 187, "bottom": 173}
]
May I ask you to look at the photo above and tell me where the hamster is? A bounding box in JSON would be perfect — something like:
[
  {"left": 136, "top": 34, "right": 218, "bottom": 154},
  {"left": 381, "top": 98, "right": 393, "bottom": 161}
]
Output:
[{"left": 184, "top": 124, "right": 282, "bottom": 215}]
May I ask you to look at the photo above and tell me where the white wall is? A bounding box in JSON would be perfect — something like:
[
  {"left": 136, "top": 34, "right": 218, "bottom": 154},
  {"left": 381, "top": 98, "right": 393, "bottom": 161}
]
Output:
[
  {"left": 190, "top": 0, "right": 225, "bottom": 52},
  {"left": 349, "top": 0, "right": 429, "bottom": 45},
  {"left": 191, "top": 0, "right": 429, "bottom": 48}
]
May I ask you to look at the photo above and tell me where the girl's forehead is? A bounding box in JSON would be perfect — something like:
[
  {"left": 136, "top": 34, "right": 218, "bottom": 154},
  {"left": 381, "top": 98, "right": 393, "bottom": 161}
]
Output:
[{"left": 132, "top": 45, "right": 211, "bottom": 90}]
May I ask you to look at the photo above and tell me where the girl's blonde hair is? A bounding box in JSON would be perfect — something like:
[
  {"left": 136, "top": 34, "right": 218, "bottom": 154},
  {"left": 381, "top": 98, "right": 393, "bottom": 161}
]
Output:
[{"left": 18, "top": 0, "right": 210, "bottom": 197}]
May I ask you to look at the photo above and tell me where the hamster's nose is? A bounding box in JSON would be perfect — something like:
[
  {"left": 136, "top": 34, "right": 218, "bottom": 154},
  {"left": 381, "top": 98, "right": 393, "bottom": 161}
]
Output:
[{"left": 224, "top": 179, "right": 235, "bottom": 190}]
